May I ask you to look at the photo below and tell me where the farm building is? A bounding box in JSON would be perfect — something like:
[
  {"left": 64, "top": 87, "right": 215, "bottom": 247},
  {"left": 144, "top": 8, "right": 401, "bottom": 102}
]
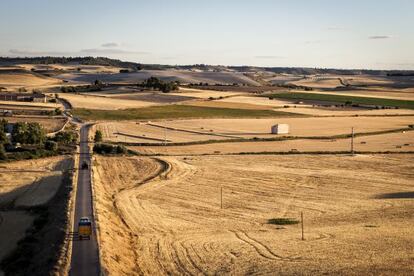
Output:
[
  {"left": 0, "top": 92, "right": 47, "bottom": 103},
  {"left": 271, "top": 124, "right": 289, "bottom": 134}
]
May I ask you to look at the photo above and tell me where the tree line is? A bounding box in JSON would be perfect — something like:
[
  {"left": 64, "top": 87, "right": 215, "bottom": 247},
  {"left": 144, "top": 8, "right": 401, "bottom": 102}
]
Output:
[
  {"left": 139, "top": 77, "right": 179, "bottom": 93},
  {"left": 0, "top": 119, "right": 78, "bottom": 161}
]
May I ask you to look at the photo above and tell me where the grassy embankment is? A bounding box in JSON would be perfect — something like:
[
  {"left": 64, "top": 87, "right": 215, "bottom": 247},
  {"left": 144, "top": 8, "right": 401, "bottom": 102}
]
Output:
[
  {"left": 266, "top": 92, "right": 414, "bottom": 109},
  {"left": 72, "top": 105, "right": 305, "bottom": 121}
]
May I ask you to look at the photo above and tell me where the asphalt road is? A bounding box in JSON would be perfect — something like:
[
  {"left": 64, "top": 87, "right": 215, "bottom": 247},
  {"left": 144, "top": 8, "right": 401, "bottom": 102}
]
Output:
[{"left": 69, "top": 124, "right": 100, "bottom": 276}]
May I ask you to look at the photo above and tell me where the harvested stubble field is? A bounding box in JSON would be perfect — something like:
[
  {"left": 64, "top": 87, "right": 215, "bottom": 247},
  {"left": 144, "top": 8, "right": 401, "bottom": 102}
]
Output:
[
  {"left": 169, "top": 87, "right": 247, "bottom": 99},
  {"left": 58, "top": 93, "right": 158, "bottom": 110},
  {"left": 268, "top": 92, "right": 414, "bottom": 110},
  {"left": 216, "top": 95, "right": 414, "bottom": 116},
  {"left": 0, "top": 100, "right": 61, "bottom": 110},
  {"left": 96, "top": 115, "right": 413, "bottom": 144},
  {"left": 95, "top": 121, "right": 234, "bottom": 144},
  {"left": 0, "top": 70, "right": 61, "bottom": 90},
  {"left": 131, "top": 129, "right": 414, "bottom": 155},
  {"left": 146, "top": 117, "right": 414, "bottom": 139},
  {"left": 316, "top": 88, "right": 414, "bottom": 101},
  {"left": 0, "top": 156, "right": 71, "bottom": 267},
  {"left": 93, "top": 154, "right": 414, "bottom": 275}
]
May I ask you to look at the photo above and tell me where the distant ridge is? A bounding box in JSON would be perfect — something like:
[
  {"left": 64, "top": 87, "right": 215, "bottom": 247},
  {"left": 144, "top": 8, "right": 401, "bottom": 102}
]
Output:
[{"left": 1, "top": 56, "right": 413, "bottom": 76}]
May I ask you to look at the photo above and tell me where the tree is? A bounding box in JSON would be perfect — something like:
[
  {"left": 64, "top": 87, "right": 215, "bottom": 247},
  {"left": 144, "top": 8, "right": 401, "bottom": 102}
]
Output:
[
  {"left": 0, "top": 144, "right": 6, "bottom": 160},
  {"left": 54, "top": 131, "right": 77, "bottom": 144},
  {"left": 12, "top": 122, "right": 45, "bottom": 145},
  {"left": 45, "top": 140, "right": 58, "bottom": 151},
  {"left": 0, "top": 129, "right": 8, "bottom": 145},
  {"left": 26, "top": 123, "right": 46, "bottom": 144},
  {"left": 12, "top": 122, "right": 28, "bottom": 144},
  {"left": 94, "top": 130, "right": 103, "bottom": 143}
]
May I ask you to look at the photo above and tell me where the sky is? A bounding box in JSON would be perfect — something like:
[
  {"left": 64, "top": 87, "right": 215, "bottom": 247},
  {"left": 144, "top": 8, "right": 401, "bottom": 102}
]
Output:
[{"left": 0, "top": 0, "right": 413, "bottom": 70}]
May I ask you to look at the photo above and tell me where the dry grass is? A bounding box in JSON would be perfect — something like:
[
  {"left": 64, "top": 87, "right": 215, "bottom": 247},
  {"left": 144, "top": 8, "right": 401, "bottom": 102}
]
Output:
[
  {"left": 0, "top": 71, "right": 61, "bottom": 90},
  {"left": 0, "top": 156, "right": 72, "bottom": 268},
  {"left": 131, "top": 130, "right": 414, "bottom": 155},
  {"left": 97, "top": 115, "right": 413, "bottom": 145},
  {"left": 184, "top": 99, "right": 272, "bottom": 110},
  {"left": 170, "top": 87, "right": 247, "bottom": 99},
  {"left": 150, "top": 117, "right": 414, "bottom": 138},
  {"left": 92, "top": 156, "right": 163, "bottom": 275},
  {"left": 217, "top": 96, "right": 414, "bottom": 115},
  {"left": 0, "top": 100, "right": 61, "bottom": 109},
  {"left": 0, "top": 156, "right": 71, "bottom": 207},
  {"left": 58, "top": 93, "right": 158, "bottom": 110},
  {"left": 5, "top": 117, "right": 67, "bottom": 133},
  {"left": 95, "top": 121, "right": 232, "bottom": 144},
  {"left": 93, "top": 154, "right": 414, "bottom": 275}
]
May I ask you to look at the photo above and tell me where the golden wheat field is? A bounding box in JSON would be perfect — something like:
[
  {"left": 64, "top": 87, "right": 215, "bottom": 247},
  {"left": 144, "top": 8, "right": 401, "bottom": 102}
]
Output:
[
  {"left": 58, "top": 93, "right": 159, "bottom": 110},
  {"left": 95, "top": 116, "right": 413, "bottom": 145},
  {"left": 131, "top": 129, "right": 414, "bottom": 155},
  {"left": 0, "top": 156, "right": 72, "bottom": 267},
  {"left": 93, "top": 154, "right": 414, "bottom": 275}
]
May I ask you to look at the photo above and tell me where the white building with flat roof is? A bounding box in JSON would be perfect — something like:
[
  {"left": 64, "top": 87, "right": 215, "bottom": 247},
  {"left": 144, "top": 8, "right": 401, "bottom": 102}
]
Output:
[{"left": 271, "top": 124, "right": 289, "bottom": 134}]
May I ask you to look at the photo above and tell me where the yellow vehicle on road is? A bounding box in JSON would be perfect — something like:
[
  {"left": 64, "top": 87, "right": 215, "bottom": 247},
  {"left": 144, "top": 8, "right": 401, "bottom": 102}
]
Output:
[{"left": 78, "top": 217, "right": 92, "bottom": 240}]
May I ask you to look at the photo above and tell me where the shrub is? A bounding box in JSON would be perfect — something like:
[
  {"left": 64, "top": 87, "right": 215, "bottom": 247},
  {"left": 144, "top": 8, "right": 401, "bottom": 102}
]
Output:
[
  {"left": 115, "top": 145, "right": 127, "bottom": 154},
  {"left": 44, "top": 140, "right": 58, "bottom": 151},
  {"left": 268, "top": 218, "right": 299, "bottom": 225},
  {"left": 93, "top": 143, "right": 114, "bottom": 154},
  {"left": 94, "top": 130, "right": 103, "bottom": 143},
  {"left": 54, "top": 108, "right": 62, "bottom": 115},
  {"left": 0, "top": 144, "right": 7, "bottom": 160},
  {"left": 93, "top": 143, "right": 127, "bottom": 155},
  {"left": 54, "top": 131, "right": 77, "bottom": 144},
  {"left": 12, "top": 122, "right": 45, "bottom": 145}
]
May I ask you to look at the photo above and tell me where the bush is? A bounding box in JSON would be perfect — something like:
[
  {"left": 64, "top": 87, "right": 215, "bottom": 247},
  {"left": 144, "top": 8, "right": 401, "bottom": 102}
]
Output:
[
  {"left": 54, "top": 131, "right": 77, "bottom": 144},
  {"left": 115, "top": 145, "right": 127, "bottom": 154},
  {"left": 0, "top": 144, "right": 7, "bottom": 160},
  {"left": 93, "top": 143, "right": 114, "bottom": 154},
  {"left": 93, "top": 143, "right": 127, "bottom": 155},
  {"left": 54, "top": 108, "right": 62, "bottom": 115},
  {"left": 94, "top": 130, "right": 103, "bottom": 143},
  {"left": 268, "top": 218, "right": 299, "bottom": 225},
  {"left": 44, "top": 140, "right": 58, "bottom": 151},
  {"left": 12, "top": 122, "right": 46, "bottom": 145}
]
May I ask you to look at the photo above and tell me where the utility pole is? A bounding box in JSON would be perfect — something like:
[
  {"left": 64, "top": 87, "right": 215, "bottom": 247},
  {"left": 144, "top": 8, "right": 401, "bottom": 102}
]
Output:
[
  {"left": 220, "top": 187, "right": 223, "bottom": 209},
  {"left": 301, "top": 212, "right": 304, "bottom": 240},
  {"left": 164, "top": 125, "right": 167, "bottom": 146},
  {"left": 351, "top": 127, "right": 354, "bottom": 156}
]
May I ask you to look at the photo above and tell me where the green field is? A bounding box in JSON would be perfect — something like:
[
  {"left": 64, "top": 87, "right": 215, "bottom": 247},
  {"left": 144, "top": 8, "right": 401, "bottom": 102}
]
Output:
[
  {"left": 72, "top": 105, "right": 304, "bottom": 121},
  {"left": 266, "top": 92, "right": 414, "bottom": 109}
]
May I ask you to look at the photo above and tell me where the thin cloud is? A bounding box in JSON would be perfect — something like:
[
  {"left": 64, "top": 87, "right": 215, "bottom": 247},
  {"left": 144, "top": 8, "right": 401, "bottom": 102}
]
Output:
[
  {"left": 101, "top": 42, "right": 118, "bottom": 48},
  {"left": 9, "top": 49, "right": 71, "bottom": 56},
  {"left": 326, "top": 26, "right": 343, "bottom": 31},
  {"left": 369, "top": 35, "right": 391, "bottom": 40},
  {"left": 80, "top": 48, "right": 149, "bottom": 55},
  {"left": 254, "top": 55, "right": 284, "bottom": 59},
  {"left": 304, "top": 40, "right": 323, "bottom": 44},
  {"left": 8, "top": 47, "right": 149, "bottom": 57}
]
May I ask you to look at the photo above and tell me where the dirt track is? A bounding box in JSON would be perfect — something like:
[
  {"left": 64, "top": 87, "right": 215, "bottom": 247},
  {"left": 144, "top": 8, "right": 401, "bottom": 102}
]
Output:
[{"left": 93, "top": 154, "right": 414, "bottom": 275}]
